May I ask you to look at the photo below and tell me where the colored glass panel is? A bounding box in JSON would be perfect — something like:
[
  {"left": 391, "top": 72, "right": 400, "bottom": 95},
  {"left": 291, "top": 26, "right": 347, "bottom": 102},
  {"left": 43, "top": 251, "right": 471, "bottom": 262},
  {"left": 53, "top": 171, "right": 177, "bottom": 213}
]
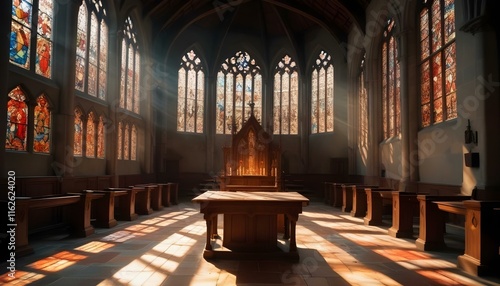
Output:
[
  {"left": 311, "top": 51, "right": 334, "bottom": 134},
  {"left": 178, "top": 50, "right": 204, "bottom": 133},
  {"left": 134, "top": 51, "right": 140, "bottom": 113},
  {"left": 131, "top": 125, "right": 137, "bottom": 161},
  {"left": 431, "top": 0, "right": 442, "bottom": 52},
  {"left": 117, "top": 122, "right": 122, "bottom": 159},
  {"left": 6, "top": 86, "right": 28, "bottom": 151},
  {"left": 216, "top": 51, "right": 261, "bottom": 134},
  {"left": 34, "top": 94, "right": 51, "bottom": 153},
  {"left": 36, "top": 0, "right": 53, "bottom": 78},
  {"left": 216, "top": 72, "right": 225, "bottom": 134},
  {"left": 123, "top": 124, "right": 129, "bottom": 160},
  {"left": 120, "top": 39, "right": 126, "bottom": 108},
  {"left": 10, "top": 0, "right": 33, "bottom": 69},
  {"left": 75, "top": 2, "right": 87, "bottom": 91},
  {"left": 97, "top": 116, "right": 105, "bottom": 158},
  {"left": 98, "top": 21, "right": 108, "bottom": 100},
  {"left": 273, "top": 55, "right": 298, "bottom": 135},
  {"left": 86, "top": 112, "right": 95, "bottom": 157},
  {"left": 74, "top": 108, "right": 83, "bottom": 156},
  {"left": 382, "top": 19, "right": 400, "bottom": 139}
]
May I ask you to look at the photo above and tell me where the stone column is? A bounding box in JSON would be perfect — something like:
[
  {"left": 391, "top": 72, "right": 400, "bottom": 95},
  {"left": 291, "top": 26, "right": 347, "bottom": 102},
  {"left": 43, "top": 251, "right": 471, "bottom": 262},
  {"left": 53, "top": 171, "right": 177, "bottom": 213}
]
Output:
[
  {"left": 51, "top": 0, "right": 82, "bottom": 177},
  {"left": 0, "top": 0, "right": 11, "bottom": 175}
]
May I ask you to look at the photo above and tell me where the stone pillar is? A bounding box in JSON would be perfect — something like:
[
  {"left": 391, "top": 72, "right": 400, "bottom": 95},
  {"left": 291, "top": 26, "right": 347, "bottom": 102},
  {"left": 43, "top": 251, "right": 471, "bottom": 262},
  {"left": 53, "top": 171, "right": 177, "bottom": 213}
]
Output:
[
  {"left": 0, "top": 0, "right": 11, "bottom": 175},
  {"left": 106, "top": 28, "right": 119, "bottom": 186},
  {"left": 51, "top": 0, "right": 82, "bottom": 177}
]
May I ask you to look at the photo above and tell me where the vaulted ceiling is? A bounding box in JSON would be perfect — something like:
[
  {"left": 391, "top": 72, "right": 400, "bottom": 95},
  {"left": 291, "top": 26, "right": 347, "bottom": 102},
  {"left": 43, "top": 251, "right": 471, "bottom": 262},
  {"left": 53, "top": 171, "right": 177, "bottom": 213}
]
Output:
[{"left": 142, "top": 0, "right": 371, "bottom": 45}]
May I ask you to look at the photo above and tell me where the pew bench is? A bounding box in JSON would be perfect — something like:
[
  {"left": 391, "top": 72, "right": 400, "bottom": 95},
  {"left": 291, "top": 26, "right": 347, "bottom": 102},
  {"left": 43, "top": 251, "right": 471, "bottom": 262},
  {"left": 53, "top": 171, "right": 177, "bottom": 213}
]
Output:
[
  {"left": 168, "top": 182, "right": 179, "bottom": 205},
  {"left": 158, "top": 183, "right": 172, "bottom": 207},
  {"left": 137, "top": 184, "right": 163, "bottom": 211},
  {"left": 364, "top": 188, "right": 394, "bottom": 226},
  {"left": 108, "top": 187, "right": 139, "bottom": 221},
  {"left": 415, "top": 195, "right": 471, "bottom": 251},
  {"left": 387, "top": 191, "right": 420, "bottom": 238},
  {"left": 13, "top": 194, "right": 80, "bottom": 256},
  {"left": 91, "top": 189, "right": 128, "bottom": 228},
  {"left": 130, "top": 185, "right": 153, "bottom": 215},
  {"left": 427, "top": 200, "right": 500, "bottom": 276},
  {"left": 351, "top": 185, "right": 379, "bottom": 217}
]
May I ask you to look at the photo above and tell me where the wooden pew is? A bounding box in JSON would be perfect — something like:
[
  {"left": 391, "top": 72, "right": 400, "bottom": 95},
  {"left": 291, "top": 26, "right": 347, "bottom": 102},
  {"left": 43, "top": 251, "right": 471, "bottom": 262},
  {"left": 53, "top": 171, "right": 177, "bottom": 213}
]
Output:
[
  {"left": 325, "top": 182, "right": 356, "bottom": 207},
  {"left": 13, "top": 194, "right": 80, "bottom": 256},
  {"left": 131, "top": 185, "right": 153, "bottom": 215},
  {"left": 91, "top": 189, "right": 128, "bottom": 228},
  {"left": 388, "top": 192, "right": 420, "bottom": 238},
  {"left": 68, "top": 191, "right": 105, "bottom": 237},
  {"left": 109, "top": 187, "right": 139, "bottom": 221},
  {"left": 364, "top": 188, "right": 394, "bottom": 225},
  {"left": 137, "top": 184, "right": 162, "bottom": 211},
  {"left": 168, "top": 182, "right": 179, "bottom": 205},
  {"left": 158, "top": 183, "right": 172, "bottom": 207},
  {"left": 350, "top": 185, "right": 378, "bottom": 217},
  {"left": 455, "top": 201, "right": 500, "bottom": 276},
  {"left": 415, "top": 195, "right": 471, "bottom": 251}
]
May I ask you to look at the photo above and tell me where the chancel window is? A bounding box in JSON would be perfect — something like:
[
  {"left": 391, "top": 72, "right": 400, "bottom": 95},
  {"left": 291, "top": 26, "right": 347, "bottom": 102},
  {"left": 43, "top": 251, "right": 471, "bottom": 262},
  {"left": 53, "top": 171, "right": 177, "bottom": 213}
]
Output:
[
  {"left": 74, "top": 107, "right": 83, "bottom": 156},
  {"left": 120, "top": 17, "right": 140, "bottom": 114},
  {"left": 177, "top": 50, "right": 204, "bottom": 133},
  {"left": 382, "top": 18, "right": 401, "bottom": 139},
  {"left": 216, "top": 51, "right": 262, "bottom": 134},
  {"left": 75, "top": 0, "right": 108, "bottom": 100},
  {"left": 34, "top": 94, "right": 51, "bottom": 153},
  {"left": 311, "top": 50, "right": 334, "bottom": 134},
  {"left": 273, "top": 55, "right": 298, "bottom": 135},
  {"left": 6, "top": 86, "right": 28, "bottom": 151},
  {"left": 419, "top": 0, "right": 456, "bottom": 127},
  {"left": 10, "top": 0, "right": 54, "bottom": 78},
  {"left": 117, "top": 121, "right": 123, "bottom": 159}
]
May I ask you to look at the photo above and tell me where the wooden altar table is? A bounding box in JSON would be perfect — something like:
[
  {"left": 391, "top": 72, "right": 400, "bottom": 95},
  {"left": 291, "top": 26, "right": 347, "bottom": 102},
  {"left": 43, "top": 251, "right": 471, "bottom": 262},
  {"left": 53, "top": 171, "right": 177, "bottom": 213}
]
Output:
[{"left": 192, "top": 191, "right": 309, "bottom": 260}]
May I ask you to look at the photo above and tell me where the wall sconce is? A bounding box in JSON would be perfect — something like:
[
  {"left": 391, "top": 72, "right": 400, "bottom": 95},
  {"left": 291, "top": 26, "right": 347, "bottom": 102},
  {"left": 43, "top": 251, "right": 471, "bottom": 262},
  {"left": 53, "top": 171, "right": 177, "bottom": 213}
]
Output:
[
  {"left": 464, "top": 119, "right": 478, "bottom": 145},
  {"left": 464, "top": 119, "right": 479, "bottom": 168}
]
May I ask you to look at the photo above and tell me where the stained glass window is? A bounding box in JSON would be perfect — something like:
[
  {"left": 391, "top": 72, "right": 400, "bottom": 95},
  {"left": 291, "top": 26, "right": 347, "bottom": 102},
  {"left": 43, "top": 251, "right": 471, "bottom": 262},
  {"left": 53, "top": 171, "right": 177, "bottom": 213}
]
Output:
[
  {"left": 34, "top": 94, "right": 51, "bottom": 153},
  {"left": 10, "top": 0, "right": 54, "bottom": 78},
  {"left": 311, "top": 50, "right": 334, "bottom": 134},
  {"left": 359, "top": 55, "right": 368, "bottom": 148},
  {"left": 216, "top": 51, "right": 262, "bottom": 134},
  {"left": 6, "top": 86, "right": 28, "bottom": 151},
  {"left": 420, "top": 0, "right": 456, "bottom": 127},
  {"left": 273, "top": 55, "right": 298, "bottom": 135},
  {"left": 382, "top": 19, "right": 401, "bottom": 139},
  {"left": 86, "top": 111, "right": 95, "bottom": 157},
  {"left": 75, "top": 0, "right": 108, "bottom": 99},
  {"left": 74, "top": 108, "right": 83, "bottom": 156},
  {"left": 178, "top": 50, "right": 205, "bottom": 133},
  {"left": 97, "top": 115, "right": 105, "bottom": 158},
  {"left": 117, "top": 121, "right": 123, "bottom": 159},
  {"left": 131, "top": 124, "right": 137, "bottom": 160},
  {"left": 123, "top": 124, "right": 130, "bottom": 160},
  {"left": 120, "top": 17, "right": 140, "bottom": 114}
]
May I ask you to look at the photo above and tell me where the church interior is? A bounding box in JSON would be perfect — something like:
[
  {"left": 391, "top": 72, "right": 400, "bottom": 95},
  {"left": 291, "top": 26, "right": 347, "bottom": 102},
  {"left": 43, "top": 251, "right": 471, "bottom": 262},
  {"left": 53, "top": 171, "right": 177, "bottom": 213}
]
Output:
[{"left": 2, "top": 0, "right": 500, "bottom": 285}]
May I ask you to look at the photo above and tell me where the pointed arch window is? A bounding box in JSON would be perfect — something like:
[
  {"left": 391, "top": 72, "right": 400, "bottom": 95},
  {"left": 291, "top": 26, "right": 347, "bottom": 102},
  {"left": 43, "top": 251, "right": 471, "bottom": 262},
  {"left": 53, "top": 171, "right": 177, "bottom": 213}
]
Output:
[
  {"left": 34, "top": 94, "right": 51, "bottom": 153},
  {"left": 75, "top": 0, "right": 108, "bottom": 99},
  {"left": 382, "top": 19, "right": 401, "bottom": 139},
  {"left": 120, "top": 17, "right": 140, "bottom": 114},
  {"left": 178, "top": 50, "right": 204, "bottom": 133},
  {"left": 311, "top": 50, "right": 334, "bottom": 134},
  {"left": 216, "top": 51, "right": 262, "bottom": 134},
  {"left": 6, "top": 86, "right": 28, "bottom": 151},
  {"left": 10, "top": 0, "right": 54, "bottom": 78},
  {"left": 123, "top": 124, "right": 130, "bottom": 160},
  {"left": 419, "top": 0, "right": 456, "bottom": 127},
  {"left": 86, "top": 111, "right": 95, "bottom": 157},
  {"left": 74, "top": 108, "right": 83, "bottom": 156},
  {"left": 97, "top": 115, "right": 105, "bottom": 159},
  {"left": 359, "top": 55, "right": 368, "bottom": 148},
  {"left": 131, "top": 124, "right": 137, "bottom": 161},
  {"left": 273, "top": 55, "right": 298, "bottom": 135},
  {"left": 117, "top": 121, "right": 123, "bottom": 159}
]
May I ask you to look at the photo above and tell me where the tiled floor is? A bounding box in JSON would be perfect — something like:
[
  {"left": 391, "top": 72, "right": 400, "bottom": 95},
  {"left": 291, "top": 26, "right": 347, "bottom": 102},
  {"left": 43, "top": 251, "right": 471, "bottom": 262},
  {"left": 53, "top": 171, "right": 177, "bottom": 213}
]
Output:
[{"left": 2, "top": 194, "right": 500, "bottom": 286}]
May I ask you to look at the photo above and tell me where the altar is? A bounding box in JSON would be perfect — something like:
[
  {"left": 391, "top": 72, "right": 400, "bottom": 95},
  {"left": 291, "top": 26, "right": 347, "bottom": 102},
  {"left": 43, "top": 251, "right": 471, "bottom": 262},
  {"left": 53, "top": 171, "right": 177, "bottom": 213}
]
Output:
[
  {"left": 192, "top": 191, "right": 309, "bottom": 260},
  {"left": 219, "top": 104, "right": 281, "bottom": 192}
]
